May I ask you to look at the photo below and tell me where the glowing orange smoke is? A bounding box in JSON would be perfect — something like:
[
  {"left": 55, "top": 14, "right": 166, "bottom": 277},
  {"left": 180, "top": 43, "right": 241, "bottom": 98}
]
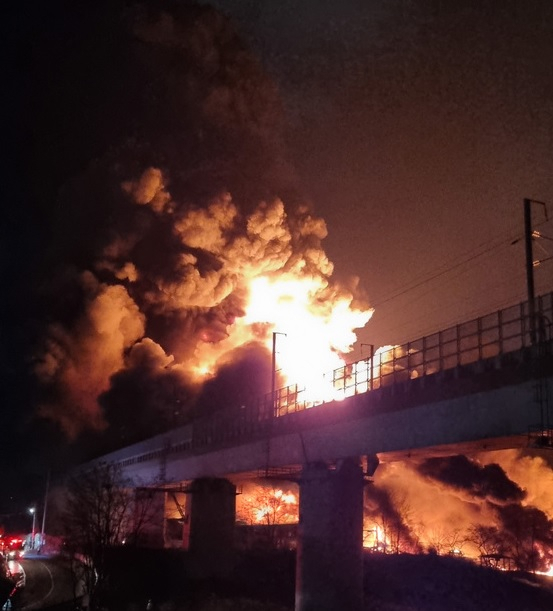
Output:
[
  {"left": 172, "top": 194, "right": 373, "bottom": 403},
  {"left": 37, "top": 174, "right": 374, "bottom": 435}
]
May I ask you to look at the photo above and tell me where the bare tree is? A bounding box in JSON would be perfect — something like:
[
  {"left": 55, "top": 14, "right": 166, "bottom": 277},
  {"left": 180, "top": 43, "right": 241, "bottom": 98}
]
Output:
[
  {"left": 62, "top": 462, "right": 156, "bottom": 609},
  {"left": 237, "top": 485, "right": 298, "bottom": 548},
  {"left": 425, "top": 527, "right": 466, "bottom": 556},
  {"left": 497, "top": 504, "right": 553, "bottom": 572},
  {"left": 466, "top": 505, "right": 553, "bottom": 573},
  {"left": 467, "top": 524, "right": 504, "bottom": 558},
  {"left": 387, "top": 493, "right": 419, "bottom": 554},
  {"left": 366, "top": 491, "right": 420, "bottom": 554}
]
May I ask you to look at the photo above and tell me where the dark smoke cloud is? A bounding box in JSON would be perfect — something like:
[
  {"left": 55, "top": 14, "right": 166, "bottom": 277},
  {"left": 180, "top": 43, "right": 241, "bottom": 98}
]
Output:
[
  {"left": 33, "top": 0, "right": 294, "bottom": 280},
  {"left": 491, "top": 503, "right": 553, "bottom": 572},
  {"left": 192, "top": 342, "right": 272, "bottom": 416},
  {"left": 417, "top": 455, "right": 526, "bottom": 504},
  {"left": 22, "top": 0, "right": 360, "bottom": 452},
  {"left": 21, "top": 0, "right": 294, "bottom": 213},
  {"left": 34, "top": 274, "right": 146, "bottom": 438},
  {"left": 19, "top": 1, "right": 288, "bottom": 439},
  {"left": 97, "top": 338, "right": 197, "bottom": 448},
  {"left": 364, "top": 484, "right": 421, "bottom": 553}
]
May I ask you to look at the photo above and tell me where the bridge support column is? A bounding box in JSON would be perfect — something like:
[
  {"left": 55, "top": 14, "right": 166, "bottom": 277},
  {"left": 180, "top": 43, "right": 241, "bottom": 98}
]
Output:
[
  {"left": 296, "top": 458, "right": 364, "bottom": 611},
  {"left": 188, "top": 477, "right": 236, "bottom": 578}
]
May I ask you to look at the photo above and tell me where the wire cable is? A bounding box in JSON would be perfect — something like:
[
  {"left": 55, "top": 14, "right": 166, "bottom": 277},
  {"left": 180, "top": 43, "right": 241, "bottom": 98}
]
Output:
[
  {"left": 361, "top": 208, "right": 553, "bottom": 345},
  {"left": 370, "top": 213, "right": 552, "bottom": 312},
  {"left": 371, "top": 228, "right": 522, "bottom": 309}
]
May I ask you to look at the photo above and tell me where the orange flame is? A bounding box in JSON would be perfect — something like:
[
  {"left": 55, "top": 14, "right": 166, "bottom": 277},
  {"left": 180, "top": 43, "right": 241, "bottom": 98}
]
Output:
[
  {"left": 238, "top": 485, "right": 299, "bottom": 526},
  {"left": 363, "top": 522, "right": 390, "bottom": 552},
  {"left": 183, "top": 215, "right": 373, "bottom": 402},
  {"left": 244, "top": 274, "right": 373, "bottom": 400}
]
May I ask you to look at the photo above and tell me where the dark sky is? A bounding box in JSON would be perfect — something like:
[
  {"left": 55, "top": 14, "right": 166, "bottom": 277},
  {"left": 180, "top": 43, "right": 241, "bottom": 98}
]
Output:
[{"left": 1, "top": 0, "right": 553, "bottom": 516}]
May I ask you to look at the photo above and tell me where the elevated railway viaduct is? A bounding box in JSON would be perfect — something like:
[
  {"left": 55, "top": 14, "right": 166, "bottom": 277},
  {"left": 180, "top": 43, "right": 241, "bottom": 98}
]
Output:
[{"left": 88, "top": 293, "right": 553, "bottom": 611}]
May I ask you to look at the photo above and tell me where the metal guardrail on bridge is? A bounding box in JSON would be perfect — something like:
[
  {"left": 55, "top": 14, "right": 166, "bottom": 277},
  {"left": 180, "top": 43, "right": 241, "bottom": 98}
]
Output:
[
  {"left": 271, "top": 291, "right": 553, "bottom": 416},
  {"left": 193, "top": 292, "right": 552, "bottom": 447}
]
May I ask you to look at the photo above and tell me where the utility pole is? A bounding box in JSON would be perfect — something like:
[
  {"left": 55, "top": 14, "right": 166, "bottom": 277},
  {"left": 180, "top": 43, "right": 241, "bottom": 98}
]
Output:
[
  {"left": 267, "top": 331, "right": 286, "bottom": 478},
  {"left": 523, "top": 198, "right": 552, "bottom": 449},
  {"left": 271, "top": 332, "right": 277, "bottom": 410},
  {"left": 524, "top": 198, "right": 536, "bottom": 343},
  {"left": 524, "top": 198, "right": 547, "bottom": 344},
  {"left": 41, "top": 470, "right": 50, "bottom": 550},
  {"left": 271, "top": 332, "right": 287, "bottom": 416},
  {"left": 361, "top": 343, "right": 375, "bottom": 390},
  {"left": 29, "top": 507, "right": 36, "bottom": 550}
]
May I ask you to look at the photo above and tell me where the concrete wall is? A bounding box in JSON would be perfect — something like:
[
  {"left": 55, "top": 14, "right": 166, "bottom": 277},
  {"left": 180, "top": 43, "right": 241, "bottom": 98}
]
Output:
[
  {"left": 90, "top": 364, "right": 552, "bottom": 485},
  {"left": 157, "top": 374, "right": 551, "bottom": 482}
]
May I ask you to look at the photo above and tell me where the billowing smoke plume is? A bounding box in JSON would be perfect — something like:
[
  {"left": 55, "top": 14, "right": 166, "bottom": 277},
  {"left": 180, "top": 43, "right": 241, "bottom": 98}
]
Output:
[
  {"left": 35, "top": 275, "right": 146, "bottom": 437},
  {"left": 33, "top": 2, "right": 370, "bottom": 446},
  {"left": 38, "top": 166, "right": 362, "bottom": 442},
  {"left": 417, "top": 454, "right": 525, "bottom": 504},
  {"left": 365, "top": 450, "right": 553, "bottom": 570},
  {"left": 364, "top": 483, "right": 421, "bottom": 553}
]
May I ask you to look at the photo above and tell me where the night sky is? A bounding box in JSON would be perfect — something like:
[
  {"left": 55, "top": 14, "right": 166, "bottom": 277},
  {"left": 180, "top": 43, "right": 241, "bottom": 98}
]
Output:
[
  {"left": 2, "top": 0, "right": 553, "bottom": 518},
  {"left": 210, "top": 0, "right": 553, "bottom": 347}
]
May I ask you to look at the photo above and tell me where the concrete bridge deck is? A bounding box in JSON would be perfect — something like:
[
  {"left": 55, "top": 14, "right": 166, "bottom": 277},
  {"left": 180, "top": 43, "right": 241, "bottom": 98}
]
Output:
[
  {"left": 82, "top": 292, "right": 553, "bottom": 611},
  {"left": 93, "top": 291, "right": 553, "bottom": 484}
]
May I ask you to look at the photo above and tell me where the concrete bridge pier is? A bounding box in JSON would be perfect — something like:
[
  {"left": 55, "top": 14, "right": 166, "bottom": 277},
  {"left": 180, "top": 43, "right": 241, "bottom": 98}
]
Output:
[
  {"left": 187, "top": 477, "right": 236, "bottom": 578},
  {"left": 295, "top": 458, "right": 365, "bottom": 611}
]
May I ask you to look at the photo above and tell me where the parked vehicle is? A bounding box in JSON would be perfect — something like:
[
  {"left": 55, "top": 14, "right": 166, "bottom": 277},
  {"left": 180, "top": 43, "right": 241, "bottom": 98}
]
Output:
[
  {"left": 1, "top": 536, "right": 25, "bottom": 561},
  {"left": 0, "top": 556, "right": 17, "bottom": 609}
]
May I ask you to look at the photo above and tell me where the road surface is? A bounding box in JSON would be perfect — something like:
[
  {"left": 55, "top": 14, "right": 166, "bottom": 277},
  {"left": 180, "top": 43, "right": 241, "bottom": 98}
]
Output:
[{"left": 10, "top": 556, "right": 84, "bottom": 610}]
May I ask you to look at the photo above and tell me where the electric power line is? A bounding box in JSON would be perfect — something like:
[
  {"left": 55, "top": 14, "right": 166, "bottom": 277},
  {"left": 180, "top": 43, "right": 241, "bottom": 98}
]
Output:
[
  {"left": 370, "top": 213, "right": 553, "bottom": 312},
  {"left": 359, "top": 206, "right": 553, "bottom": 345},
  {"left": 371, "top": 229, "right": 522, "bottom": 309}
]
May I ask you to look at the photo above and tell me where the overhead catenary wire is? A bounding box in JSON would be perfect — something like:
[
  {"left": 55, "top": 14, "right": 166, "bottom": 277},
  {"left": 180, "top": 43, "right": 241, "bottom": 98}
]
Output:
[
  {"left": 380, "top": 292, "right": 530, "bottom": 347},
  {"left": 378, "top": 285, "right": 529, "bottom": 346},
  {"left": 371, "top": 249, "right": 553, "bottom": 345},
  {"left": 378, "top": 261, "right": 553, "bottom": 346},
  {"left": 379, "top": 265, "right": 534, "bottom": 339},
  {"left": 369, "top": 214, "right": 553, "bottom": 313},
  {"left": 393, "top": 241, "right": 516, "bottom": 308},
  {"left": 363, "top": 214, "right": 553, "bottom": 346},
  {"left": 370, "top": 237, "right": 521, "bottom": 326},
  {"left": 370, "top": 227, "right": 524, "bottom": 310}
]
